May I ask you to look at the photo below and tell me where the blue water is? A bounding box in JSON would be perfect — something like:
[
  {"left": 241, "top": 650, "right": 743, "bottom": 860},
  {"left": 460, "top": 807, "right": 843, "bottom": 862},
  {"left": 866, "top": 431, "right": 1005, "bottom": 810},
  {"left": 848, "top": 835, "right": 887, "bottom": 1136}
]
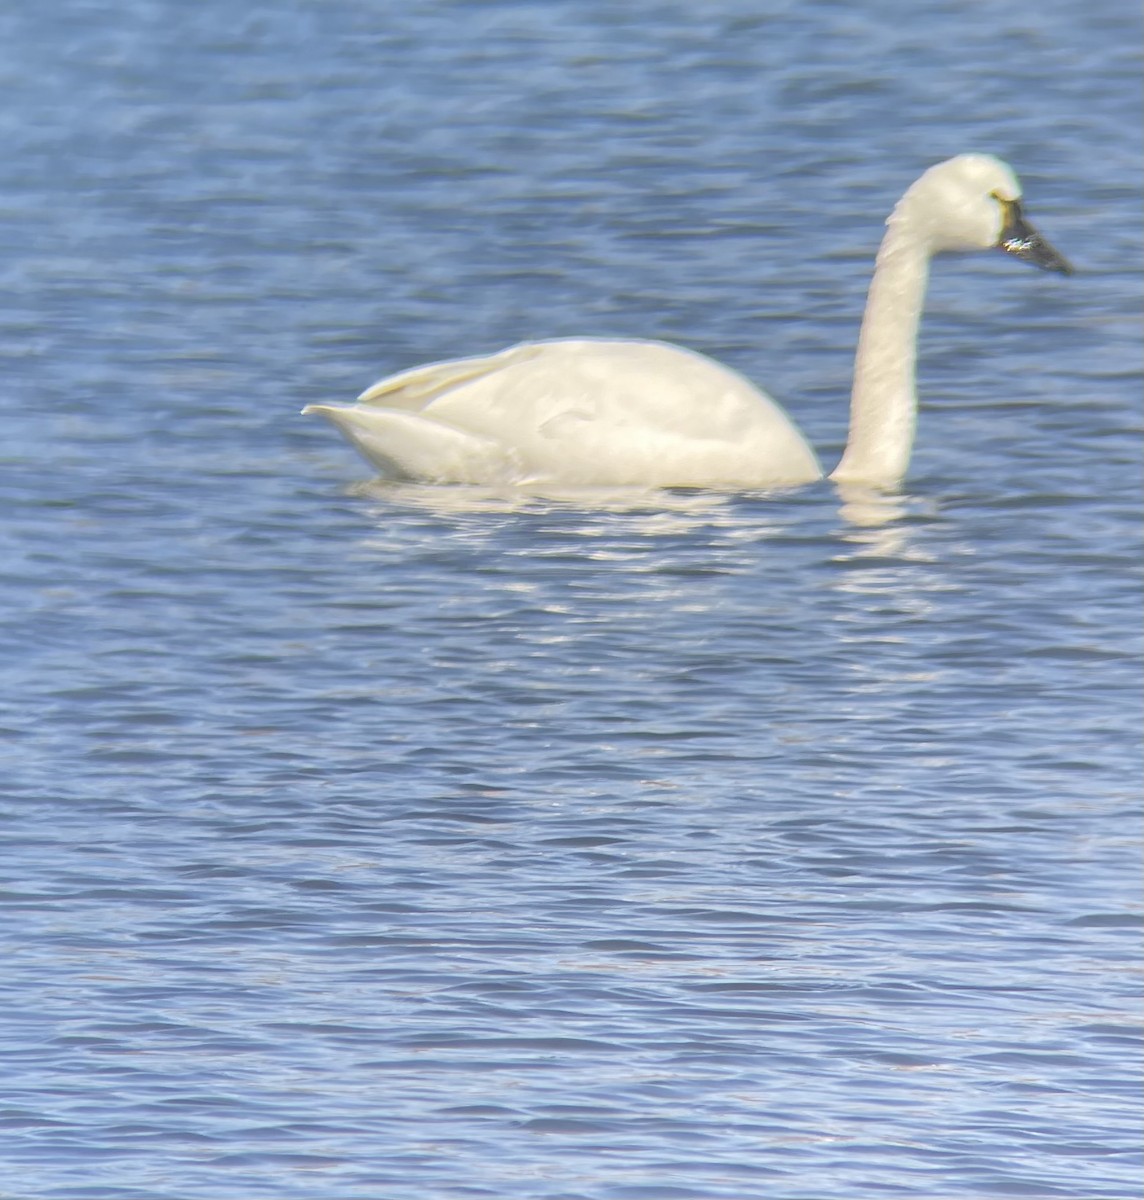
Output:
[{"left": 1, "top": 1, "right": 1140, "bottom": 1198}]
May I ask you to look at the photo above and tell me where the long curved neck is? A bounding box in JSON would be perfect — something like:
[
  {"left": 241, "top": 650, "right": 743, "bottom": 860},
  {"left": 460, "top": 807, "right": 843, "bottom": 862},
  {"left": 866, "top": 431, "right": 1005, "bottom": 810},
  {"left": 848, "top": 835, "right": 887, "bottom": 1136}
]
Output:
[{"left": 830, "top": 216, "right": 932, "bottom": 486}]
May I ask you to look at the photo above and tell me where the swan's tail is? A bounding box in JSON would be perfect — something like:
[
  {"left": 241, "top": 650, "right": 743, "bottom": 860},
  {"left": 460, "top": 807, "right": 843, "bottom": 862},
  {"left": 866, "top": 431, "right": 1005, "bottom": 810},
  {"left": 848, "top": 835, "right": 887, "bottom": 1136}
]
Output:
[{"left": 303, "top": 404, "right": 519, "bottom": 484}]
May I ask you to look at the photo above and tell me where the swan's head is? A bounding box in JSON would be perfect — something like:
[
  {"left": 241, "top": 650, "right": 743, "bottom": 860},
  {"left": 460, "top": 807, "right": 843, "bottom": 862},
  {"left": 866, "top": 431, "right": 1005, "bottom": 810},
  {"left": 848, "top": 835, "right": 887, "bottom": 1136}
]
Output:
[{"left": 895, "top": 153, "right": 1072, "bottom": 274}]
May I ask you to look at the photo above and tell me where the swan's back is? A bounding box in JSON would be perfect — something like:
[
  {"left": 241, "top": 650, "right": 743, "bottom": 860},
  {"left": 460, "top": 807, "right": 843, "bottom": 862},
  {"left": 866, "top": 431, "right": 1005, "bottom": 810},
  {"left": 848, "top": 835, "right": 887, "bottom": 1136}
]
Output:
[{"left": 309, "top": 339, "right": 822, "bottom": 488}]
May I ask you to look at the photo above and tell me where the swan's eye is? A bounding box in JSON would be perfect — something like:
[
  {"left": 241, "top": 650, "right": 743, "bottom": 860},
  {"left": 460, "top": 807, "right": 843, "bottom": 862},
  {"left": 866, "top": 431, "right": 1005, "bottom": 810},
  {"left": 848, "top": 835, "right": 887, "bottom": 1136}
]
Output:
[
  {"left": 994, "top": 194, "right": 1026, "bottom": 244},
  {"left": 991, "top": 191, "right": 1022, "bottom": 215}
]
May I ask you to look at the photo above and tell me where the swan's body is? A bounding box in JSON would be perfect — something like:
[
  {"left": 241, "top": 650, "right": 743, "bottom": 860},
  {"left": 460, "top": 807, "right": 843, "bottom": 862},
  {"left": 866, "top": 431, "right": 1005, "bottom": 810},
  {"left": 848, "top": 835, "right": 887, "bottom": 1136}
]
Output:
[
  {"left": 311, "top": 338, "right": 822, "bottom": 488},
  {"left": 306, "top": 155, "right": 1070, "bottom": 489}
]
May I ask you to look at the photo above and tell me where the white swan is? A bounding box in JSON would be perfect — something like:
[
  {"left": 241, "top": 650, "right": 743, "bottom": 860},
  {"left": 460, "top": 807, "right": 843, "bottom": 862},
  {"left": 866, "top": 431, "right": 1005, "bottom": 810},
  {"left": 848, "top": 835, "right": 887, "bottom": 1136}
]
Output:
[{"left": 305, "top": 154, "right": 1070, "bottom": 489}]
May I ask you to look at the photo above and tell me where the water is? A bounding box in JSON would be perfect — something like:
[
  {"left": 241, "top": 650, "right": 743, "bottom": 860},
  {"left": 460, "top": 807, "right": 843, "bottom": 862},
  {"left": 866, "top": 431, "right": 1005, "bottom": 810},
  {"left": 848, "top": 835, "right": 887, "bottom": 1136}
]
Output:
[{"left": 1, "top": 1, "right": 1140, "bottom": 1197}]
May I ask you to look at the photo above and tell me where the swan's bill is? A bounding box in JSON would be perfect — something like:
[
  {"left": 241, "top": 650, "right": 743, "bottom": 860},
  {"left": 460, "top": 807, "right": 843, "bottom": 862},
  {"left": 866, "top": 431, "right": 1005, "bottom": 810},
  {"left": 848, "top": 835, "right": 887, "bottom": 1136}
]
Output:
[{"left": 994, "top": 197, "right": 1073, "bottom": 275}]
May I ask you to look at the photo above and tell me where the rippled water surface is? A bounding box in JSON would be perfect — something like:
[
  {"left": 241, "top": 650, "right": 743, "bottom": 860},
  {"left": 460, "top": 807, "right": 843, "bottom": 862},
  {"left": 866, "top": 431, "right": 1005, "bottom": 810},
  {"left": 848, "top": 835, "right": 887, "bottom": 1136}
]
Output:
[{"left": 1, "top": 2, "right": 1141, "bottom": 1198}]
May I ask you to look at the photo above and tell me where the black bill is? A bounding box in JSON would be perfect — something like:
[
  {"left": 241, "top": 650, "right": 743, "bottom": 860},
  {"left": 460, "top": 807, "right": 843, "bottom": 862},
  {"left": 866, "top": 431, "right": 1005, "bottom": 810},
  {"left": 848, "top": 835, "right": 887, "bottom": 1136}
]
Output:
[{"left": 996, "top": 197, "right": 1073, "bottom": 275}]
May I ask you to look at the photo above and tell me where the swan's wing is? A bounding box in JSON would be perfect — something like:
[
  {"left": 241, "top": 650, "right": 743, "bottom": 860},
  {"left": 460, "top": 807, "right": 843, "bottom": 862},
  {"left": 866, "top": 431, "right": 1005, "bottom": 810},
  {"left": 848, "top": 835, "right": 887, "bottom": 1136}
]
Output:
[
  {"left": 303, "top": 404, "right": 520, "bottom": 483},
  {"left": 356, "top": 343, "right": 548, "bottom": 411},
  {"left": 418, "top": 339, "right": 823, "bottom": 484},
  {"left": 314, "top": 339, "right": 822, "bottom": 487},
  {"left": 419, "top": 340, "right": 778, "bottom": 437}
]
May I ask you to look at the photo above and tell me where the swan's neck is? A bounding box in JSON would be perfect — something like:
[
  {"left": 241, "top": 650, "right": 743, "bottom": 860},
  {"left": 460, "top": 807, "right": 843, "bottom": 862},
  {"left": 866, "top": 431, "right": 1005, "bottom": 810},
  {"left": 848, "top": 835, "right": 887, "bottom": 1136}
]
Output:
[{"left": 830, "top": 215, "right": 932, "bottom": 486}]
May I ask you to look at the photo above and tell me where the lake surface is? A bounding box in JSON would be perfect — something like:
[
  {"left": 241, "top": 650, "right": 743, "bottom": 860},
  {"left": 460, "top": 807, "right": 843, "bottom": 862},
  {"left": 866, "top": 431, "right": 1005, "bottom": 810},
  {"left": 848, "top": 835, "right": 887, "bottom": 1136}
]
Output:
[{"left": 1, "top": 1, "right": 1140, "bottom": 1197}]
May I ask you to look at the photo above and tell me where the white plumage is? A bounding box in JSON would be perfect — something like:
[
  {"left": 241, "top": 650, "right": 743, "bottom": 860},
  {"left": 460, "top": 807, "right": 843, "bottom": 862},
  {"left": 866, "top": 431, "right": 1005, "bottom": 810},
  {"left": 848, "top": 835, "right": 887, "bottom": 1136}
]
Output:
[{"left": 306, "top": 154, "right": 1070, "bottom": 490}]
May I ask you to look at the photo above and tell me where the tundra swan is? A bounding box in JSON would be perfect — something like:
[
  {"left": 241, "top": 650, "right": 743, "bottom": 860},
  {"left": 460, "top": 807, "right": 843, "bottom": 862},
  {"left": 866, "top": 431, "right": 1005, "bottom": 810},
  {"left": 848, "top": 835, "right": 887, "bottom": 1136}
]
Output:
[{"left": 305, "top": 154, "right": 1071, "bottom": 489}]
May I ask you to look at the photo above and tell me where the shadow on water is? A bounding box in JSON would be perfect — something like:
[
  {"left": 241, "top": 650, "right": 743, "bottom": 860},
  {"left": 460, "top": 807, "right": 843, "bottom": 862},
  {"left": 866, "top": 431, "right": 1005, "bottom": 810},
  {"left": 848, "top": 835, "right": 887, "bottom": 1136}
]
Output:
[
  {"left": 352, "top": 474, "right": 935, "bottom": 529},
  {"left": 346, "top": 474, "right": 945, "bottom": 576}
]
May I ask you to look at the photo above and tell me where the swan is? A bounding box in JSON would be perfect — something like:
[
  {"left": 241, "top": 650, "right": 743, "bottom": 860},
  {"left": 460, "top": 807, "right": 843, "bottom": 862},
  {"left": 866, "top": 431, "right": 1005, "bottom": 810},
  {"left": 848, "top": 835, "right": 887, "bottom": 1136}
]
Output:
[{"left": 305, "top": 154, "right": 1071, "bottom": 489}]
